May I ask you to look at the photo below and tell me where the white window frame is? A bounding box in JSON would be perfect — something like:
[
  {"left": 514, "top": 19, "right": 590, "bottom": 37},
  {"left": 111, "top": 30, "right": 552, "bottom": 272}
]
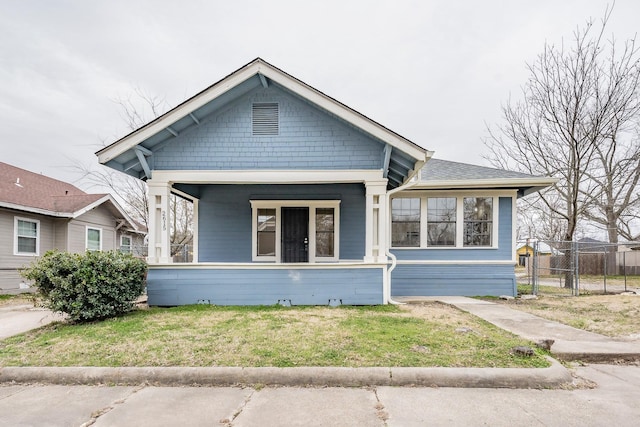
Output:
[
  {"left": 14, "top": 217, "right": 40, "bottom": 256},
  {"left": 391, "top": 191, "right": 508, "bottom": 249},
  {"left": 250, "top": 200, "right": 341, "bottom": 263},
  {"left": 120, "top": 235, "right": 132, "bottom": 253},
  {"left": 86, "top": 227, "right": 103, "bottom": 251}
]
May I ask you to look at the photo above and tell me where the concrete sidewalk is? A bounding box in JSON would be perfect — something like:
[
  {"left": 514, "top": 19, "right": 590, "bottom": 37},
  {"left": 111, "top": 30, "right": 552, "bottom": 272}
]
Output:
[{"left": 396, "top": 296, "right": 640, "bottom": 363}]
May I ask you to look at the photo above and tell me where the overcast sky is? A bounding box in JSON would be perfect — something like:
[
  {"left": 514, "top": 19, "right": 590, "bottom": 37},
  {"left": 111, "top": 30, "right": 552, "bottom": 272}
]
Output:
[{"left": 1, "top": 0, "right": 638, "bottom": 190}]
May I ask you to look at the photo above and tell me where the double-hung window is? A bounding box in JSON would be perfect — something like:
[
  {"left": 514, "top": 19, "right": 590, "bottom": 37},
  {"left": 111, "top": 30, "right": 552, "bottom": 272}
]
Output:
[
  {"left": 427, "top": 197, "right": 456, "bottom": 246},
  {"left": 256, "top": 208, "right": 277, "bottom": 257},
  {"left": 14, "top": 217, "right": 39, "bottom": 256},
  {"left": 120, "top": 235, "right": 132, "bottom": 254},
  {"left": 87, "top": 227, "right": 102, "bottom": 251},
  {"left": 463, "top": 197, "right": 493, "bottom": 246},
  {"left": 391, "top": 198, "right": 420, "bottom": 247}
]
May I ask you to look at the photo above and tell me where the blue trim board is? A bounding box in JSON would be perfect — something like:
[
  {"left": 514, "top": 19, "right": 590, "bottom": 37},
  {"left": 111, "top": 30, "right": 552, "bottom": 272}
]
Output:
[{"left": 147, "top": 266, "right": 384, "bottom": 306}]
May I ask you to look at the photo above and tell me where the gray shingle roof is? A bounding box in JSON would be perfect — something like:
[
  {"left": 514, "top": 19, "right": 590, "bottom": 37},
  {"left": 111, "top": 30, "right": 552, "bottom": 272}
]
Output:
[{"left": 420, "top": 159, "right": 545, "bottom": 182}]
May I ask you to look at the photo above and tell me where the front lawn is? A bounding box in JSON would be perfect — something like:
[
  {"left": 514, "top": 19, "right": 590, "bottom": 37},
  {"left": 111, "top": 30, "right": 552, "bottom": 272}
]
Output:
[{"left": 0, "top": 303, "right": 549, "bottom": 368}]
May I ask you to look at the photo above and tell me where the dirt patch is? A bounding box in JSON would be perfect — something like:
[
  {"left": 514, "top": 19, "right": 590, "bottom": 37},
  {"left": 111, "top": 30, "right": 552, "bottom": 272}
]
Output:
[{"left": 400, "top": 301, "right": 480, "bottom": 326}]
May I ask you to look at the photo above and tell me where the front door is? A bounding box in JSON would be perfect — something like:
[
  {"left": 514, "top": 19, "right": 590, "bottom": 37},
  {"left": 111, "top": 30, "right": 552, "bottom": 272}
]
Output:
[{"left": 282, "top": 207, "right": 309, "bottom": 262}]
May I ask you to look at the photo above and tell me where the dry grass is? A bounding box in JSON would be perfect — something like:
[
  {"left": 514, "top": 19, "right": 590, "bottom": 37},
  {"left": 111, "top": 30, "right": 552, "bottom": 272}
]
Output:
[{"left": 493, "top": 294, "right": 640, "bottom": 339}]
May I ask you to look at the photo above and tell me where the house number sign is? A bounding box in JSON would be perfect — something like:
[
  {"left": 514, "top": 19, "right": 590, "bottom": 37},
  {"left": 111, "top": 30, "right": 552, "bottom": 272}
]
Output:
[{"left": 162, "top": 210, "right": 167, "bottom": 231}]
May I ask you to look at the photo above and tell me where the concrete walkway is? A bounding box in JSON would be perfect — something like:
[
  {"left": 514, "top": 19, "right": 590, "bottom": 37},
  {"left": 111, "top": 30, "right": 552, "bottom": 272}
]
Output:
[
  {"left": 0, "top": 304, "right": 64, "bottom": 340},
  {"left": 396, "top": 296, "right": 640, "bottom": 362}
]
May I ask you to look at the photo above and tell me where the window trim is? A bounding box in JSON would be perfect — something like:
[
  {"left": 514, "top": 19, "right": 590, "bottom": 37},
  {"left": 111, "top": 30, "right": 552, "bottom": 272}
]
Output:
[
  {"left": 250, "top": 200, "right": 340, "bottom": 262},
  {"left": 391, "top": 191, "right": 505, "bottom": 249},
  {"left": 86, "top": 226, "right": 102, "bottom": 251},
  {"left": 14, "top": 217, "right": 40, "bottom": 256}
]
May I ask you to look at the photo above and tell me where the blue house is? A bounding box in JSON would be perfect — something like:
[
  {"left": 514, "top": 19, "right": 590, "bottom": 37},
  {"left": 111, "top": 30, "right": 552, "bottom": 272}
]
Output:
[{"left": 96, "top": 58, "right": 554, "bottom": 306}]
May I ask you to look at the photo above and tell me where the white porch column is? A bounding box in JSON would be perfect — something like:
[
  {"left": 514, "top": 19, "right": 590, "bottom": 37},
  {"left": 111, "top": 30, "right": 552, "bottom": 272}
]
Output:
[
  {"left": 147, "top": 180, "right": 172, "bottom": 264},
  {"left": 364, "top": 180, "right": 388, "bottom": 263}
]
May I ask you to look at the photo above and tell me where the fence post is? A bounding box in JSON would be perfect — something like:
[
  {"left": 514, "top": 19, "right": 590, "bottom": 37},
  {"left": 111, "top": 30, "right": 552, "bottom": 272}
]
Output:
[
  {"left": 603, "top": 251, "right": 607, "bottom": 294},
  {"left": 624, "top": 250, "right": 627, "bottom": 292},
  {"left": 532, "top": 241, "right": 538, "bottom": 295},
  {"left": 573, "top": 241, "right": 580, "bottom": 296}
]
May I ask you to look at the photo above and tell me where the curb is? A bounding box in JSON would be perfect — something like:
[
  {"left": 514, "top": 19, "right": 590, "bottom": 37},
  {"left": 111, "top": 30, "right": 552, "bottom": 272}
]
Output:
[
  {"left": 551, "top": 341, "right": 640, "bottom": 363},
  {"left": 0, "top": 357, "right": 571, "bottom": 389}
]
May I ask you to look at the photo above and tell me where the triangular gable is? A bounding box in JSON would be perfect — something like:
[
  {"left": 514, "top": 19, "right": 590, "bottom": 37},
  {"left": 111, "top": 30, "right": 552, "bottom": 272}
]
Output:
[{"left": 96, "top": 58, "right": 430, "bottom": 187}]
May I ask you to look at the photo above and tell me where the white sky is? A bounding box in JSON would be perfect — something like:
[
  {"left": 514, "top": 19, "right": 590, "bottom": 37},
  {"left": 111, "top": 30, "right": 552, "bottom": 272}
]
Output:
[{"left": 1, "top": 0, "right": 638, "bottom": 189}]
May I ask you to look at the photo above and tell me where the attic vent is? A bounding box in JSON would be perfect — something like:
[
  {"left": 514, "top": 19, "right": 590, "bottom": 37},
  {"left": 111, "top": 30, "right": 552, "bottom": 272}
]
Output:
[{"left": 252, "top": 102, "right": 279, "bottom": 136}]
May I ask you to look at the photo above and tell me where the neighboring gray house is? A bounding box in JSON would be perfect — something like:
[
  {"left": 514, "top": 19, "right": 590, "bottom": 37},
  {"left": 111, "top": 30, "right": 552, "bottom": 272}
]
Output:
[
  {"left": 96, "top": 58, "right": 555, "bottom": 306},
  {"left": 0, "top": 162, "right": 144, "bottom": 293}
]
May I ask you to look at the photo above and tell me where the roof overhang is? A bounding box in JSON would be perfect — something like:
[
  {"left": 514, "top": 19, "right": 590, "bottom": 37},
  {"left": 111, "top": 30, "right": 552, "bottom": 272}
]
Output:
[{"left": 410, "top": 177, "right": 558, "bottom": 198}]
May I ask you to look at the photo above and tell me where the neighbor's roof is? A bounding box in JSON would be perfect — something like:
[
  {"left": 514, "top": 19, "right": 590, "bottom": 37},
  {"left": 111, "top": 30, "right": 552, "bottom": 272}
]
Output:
[
  {"left": 415, "top": 159, "right": 557, "bottom": 197},
  {"left": 96, "top": 58, "right": 430, "bottom": 188},
  {"left": 0, "top": 162, "right": 137, "bottom": 227}
]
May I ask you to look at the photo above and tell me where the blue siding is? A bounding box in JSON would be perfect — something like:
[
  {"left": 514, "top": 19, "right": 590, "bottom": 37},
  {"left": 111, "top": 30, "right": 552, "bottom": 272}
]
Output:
[
  {"left": 391, "top": 264, "right": 516, "bottom": 297},
  {"left": 392, "top": 197, "right": 513, "bottom": 261},
  {"left": 198, "top": 183, "right": 365, "bottom": 262},
  {"left": 147, "top": 266, "right": 384, "bottom": 306},
  {"left": 152, "top": 86, "right": 384, "bottom": 171}
]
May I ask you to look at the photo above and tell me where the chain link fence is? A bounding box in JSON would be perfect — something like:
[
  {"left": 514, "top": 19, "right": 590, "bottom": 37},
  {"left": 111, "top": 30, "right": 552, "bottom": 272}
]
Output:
[{"left": 518, "top": 240, "right": 640, "bottom": 296}]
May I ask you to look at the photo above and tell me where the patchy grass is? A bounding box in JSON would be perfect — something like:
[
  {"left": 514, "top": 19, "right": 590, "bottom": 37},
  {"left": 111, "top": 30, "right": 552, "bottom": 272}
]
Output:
[
  {"left": 0, "top": 303, "right": 549, "bottom": 368},
  {"left": 0, "top": 294, "right": 33, "bottom": 307},
  {"left": 492, "top": 294, "right": 640, "bottom": 339}
]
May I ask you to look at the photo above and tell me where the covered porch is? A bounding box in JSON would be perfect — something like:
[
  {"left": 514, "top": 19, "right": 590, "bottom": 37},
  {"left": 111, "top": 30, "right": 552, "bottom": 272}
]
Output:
[{"left": 144, "top": 170, "right": 392, "bottom": 306}]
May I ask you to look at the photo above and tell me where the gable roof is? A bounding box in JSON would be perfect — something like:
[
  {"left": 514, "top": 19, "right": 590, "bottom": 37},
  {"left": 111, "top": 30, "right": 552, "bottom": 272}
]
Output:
[
  {"left": 96, "top": 58, "right": 430, "bottom": 187},
  {"left": 0, "top": 162, "right": 138, "bottom": 228},
  {"left": 416, "top": 159, "right": 557, "bottom": 197}
]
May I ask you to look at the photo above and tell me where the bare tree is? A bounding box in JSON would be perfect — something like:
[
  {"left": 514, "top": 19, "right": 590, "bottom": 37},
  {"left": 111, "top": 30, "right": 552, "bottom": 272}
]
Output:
[
  {"left": 75, "top": 88, "right": 194, "bottom": 254},
  {"left": 485, "top": 6, "right": 640, "bottom": 245}
]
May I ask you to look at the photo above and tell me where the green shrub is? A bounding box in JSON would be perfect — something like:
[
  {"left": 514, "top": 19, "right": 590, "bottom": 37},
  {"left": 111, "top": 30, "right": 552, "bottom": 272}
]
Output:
[{"left": 22, "top": 250, "right": 147, "bottom": 323}]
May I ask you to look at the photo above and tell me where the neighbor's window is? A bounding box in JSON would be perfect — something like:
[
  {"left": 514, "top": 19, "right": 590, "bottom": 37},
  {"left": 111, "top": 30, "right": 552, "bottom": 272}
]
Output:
[
  {"left": 315, "top": 208, "right": 335, "bottom": 257},
  {"left": 87, "top": 227, "right": 102, "bottom": 251},
  {"left": 257, "top": 208, "right": 276, "bottom": 256},
  {"left": 14, "top": 218, "right": 39, "bottom": 255},
  {"left": 391, "top": 198, "right": 420, "bottom": 247},
  {"left": 463, "top": 197, "right": 493, "bottom": 246},
  {"left": 427, "top": 197, "right": 456, "bottom": 246},
  {"left": 120, "top": 235, "right": 132, "bottom": 254}
]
